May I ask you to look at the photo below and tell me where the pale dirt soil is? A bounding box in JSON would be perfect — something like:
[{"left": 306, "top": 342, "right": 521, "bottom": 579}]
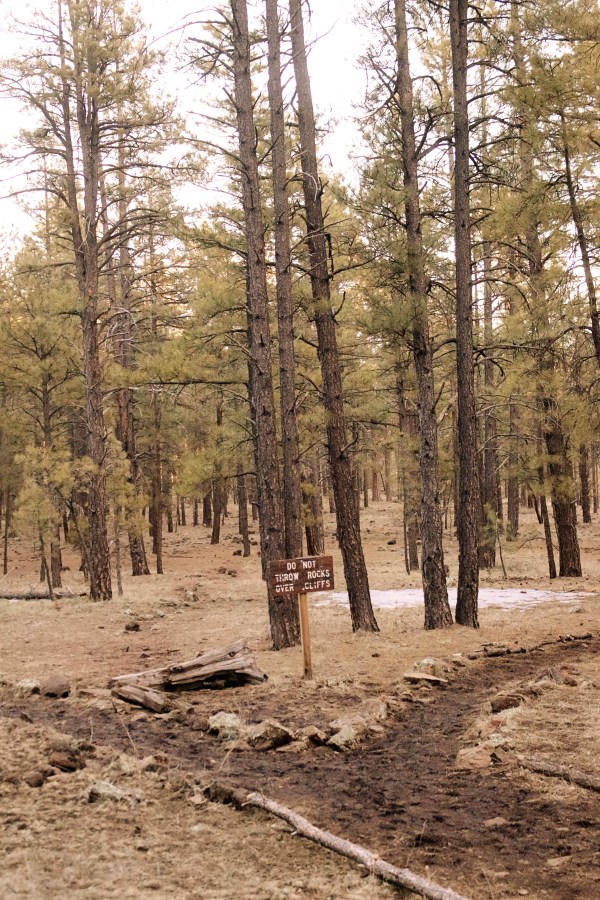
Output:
[{"left": 1, "top": 501, "right": 599, "bottom": 900}]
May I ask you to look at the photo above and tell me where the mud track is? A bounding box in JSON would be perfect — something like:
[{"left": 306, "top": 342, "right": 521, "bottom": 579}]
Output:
[{"left": 3, "top": 637, "right": 600, "bottom": 899}]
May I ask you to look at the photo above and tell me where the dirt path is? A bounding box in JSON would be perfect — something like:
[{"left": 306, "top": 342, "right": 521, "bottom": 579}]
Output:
[{"left": 2, "top": 637, "right": 599, "bottom": 899}]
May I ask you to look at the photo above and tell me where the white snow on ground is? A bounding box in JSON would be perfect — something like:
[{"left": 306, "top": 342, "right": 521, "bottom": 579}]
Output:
[{"left": 315, "top": 588, "right": 594, "bottom": 611}]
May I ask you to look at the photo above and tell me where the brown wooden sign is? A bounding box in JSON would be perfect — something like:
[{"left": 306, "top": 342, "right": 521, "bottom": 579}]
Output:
[{"left": 268, "top": 555, "right": 334, "bottom": 596}]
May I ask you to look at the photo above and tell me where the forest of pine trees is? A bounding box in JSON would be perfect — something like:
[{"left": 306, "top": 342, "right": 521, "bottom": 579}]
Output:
[{"left": 0, "top": 0, "right": 598, "bottom": 646}]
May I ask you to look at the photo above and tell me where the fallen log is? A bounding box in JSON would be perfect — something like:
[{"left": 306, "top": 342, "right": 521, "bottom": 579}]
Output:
[
  {"left": 518, "top": 756, "right": 600, "bottom": 793},
  {"left": 244, "top": 791, "right": 470, "bottom": 900},
  {"left": 111, "top": 683, "right": 172, "bottom": 713},
  {"left": 0, "top": 589, "right": 87, "bottom": 601},
  {"left": 110, "top": 639, "right": 267, "bottom": 695}
]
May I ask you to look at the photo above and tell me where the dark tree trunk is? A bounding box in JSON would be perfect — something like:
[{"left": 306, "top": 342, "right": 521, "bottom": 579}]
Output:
[
  {"left": 362, "top": 468, "right": 369, "bottom": 509},
  {"left": 3, "top": 488, "right": 10, "bottom": 575},
  {"left": 193, "top": 498, "right": 199, "bottom": 526},
  {"left": 538, "top": 464, "right": 557, "bottom": 579},
  {"left": 544, "top": 403, "right": 581, "bottom": 576},
  {"left": 450, "top": 0, "right": 479, "bottom": 625},
  {"left": 203, "top": 492, "right": 212, "bottom": 528},
  {"left": 480, "top": 242, "right": 497, "bottom": 568},
  {"left": 60, "top": 4, "right": 111, "bottom": 601},
  {"left": 384, "top": 447, "right": 393, "bottom": 501},
  {"left": 211, "top": 480, "right": 222, "bottom": 545},
  {"left": 371, "top": 469, "right": 380, "bottom": 502},
  {"left": 265, "top": 0, "right": 303, "bottom": 559},
  {"left": 561, "top": 113, "right": 600, "bottom": 367},
  {"left": 237, "top": 466, "right": 251, "bottom": 557},
  {"left": 151, "top": 392, "right": 163, "bottom": 575},
  {"left": 396, "top": 362, "right": 419, "bottom": 574},
  {"left": 289, "top": 0, "right": 378, "bottom": 632},
  {"left": 303, "top": 451, "right": 325, "bottom": 556},
  {"left": 180, "top": 497, "right": 186, "bottom": 527},
  {"left": 579, "top": 444, "right": 592, "bottom": 524},
  {"left": 231, "top": 0, "right": 300, "bottom": 648},
  {"left": 592, "top": 445, "right": 598, "bottom": 514},
  {"left": 507, "top": 400, "right": 519, "bottom": 540}
]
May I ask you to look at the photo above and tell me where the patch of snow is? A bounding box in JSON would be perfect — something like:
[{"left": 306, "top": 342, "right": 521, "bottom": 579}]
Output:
[{"left": 316, "top": 588, "right": 594, "bottom": 611}]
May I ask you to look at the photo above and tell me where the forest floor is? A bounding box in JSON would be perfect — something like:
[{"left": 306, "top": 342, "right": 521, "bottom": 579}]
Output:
[{"left": 1, "top": 501, "right": 599, "bottom": 900}]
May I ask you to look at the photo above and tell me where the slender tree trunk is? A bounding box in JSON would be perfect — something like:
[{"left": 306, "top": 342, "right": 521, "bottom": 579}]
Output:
[
  {"left": 151, "top": 392, "right": 163, "bottom": 575},
  {"left": 265, "top": 0, "right": 303, "bottom": 559},
  {"left": 237, "top": 465, "right": 251, "bottom": 557},
  {"left": 303, "top": 451, "right": 325, "bottom": 556},
  {"left": 579, "top": 444, "right": 591, "bottom": 524},
  {"left": 538, "top": 464, "right": 557, "bottom": 579},
  {"left": 384, "top": 447, "right": 393, "bottom": 501},
  {"left": 3, "top": 488, "right": 10, "bottom": 575},
  {"left": 203, "top": 492, "right": 212, "bottom": 527},
  {"left": 193, "top": 498, "right": 199, "bottom": 526},
  {"left": 561, "top": 114, "right": 600, "bottom": 367},
  {"left": 231, "top": 0, "right": 299, "bottom": 648},
  {"left": 592, "top": 445, "right": 598, "bottom": 514},
  {"left": 289, "top": 0, "right": 378, "bottom": 632},
  {"left": 450, "top": 0, "right": 479, "bottom": 626},
  {"left": 480, "top": 241, "right": 497, "bottom": 567},
  {"left": 60, "top": 1, "right": 111, "bottom": 601}
]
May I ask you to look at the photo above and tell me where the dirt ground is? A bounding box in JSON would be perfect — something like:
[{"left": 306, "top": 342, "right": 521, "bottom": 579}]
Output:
[{"left": 1, "top": 501, "right": 599, "bottom": 900}]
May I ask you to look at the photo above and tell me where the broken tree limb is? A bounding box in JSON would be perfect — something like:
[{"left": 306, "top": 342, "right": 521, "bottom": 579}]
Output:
[
  {"left": 0, "top": 589, "right": 87, "bottom": 601},
  {"left": 245, "top": 791, "right": 471, "bottom": 900},
  {"left": 111, "top": 683, "right": 172, "bottom": 713},
  {"left": 518, "top": 756, "right": 600, "bottom": 793},
  {"left": 110, "top": 639, "right": 267, "bottom": 694}
]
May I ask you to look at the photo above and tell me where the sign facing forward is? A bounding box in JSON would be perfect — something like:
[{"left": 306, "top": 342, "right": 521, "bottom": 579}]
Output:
[{"left": 268, "top": 555, "right": 334, "bottom": 596}]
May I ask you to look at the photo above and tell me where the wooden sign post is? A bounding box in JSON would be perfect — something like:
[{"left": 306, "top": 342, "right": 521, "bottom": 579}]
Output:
[{"left": 267, "top": 555, "right": 334, "bottom": 680}]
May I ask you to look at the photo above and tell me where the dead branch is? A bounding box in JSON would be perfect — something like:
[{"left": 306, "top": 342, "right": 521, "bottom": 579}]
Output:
[
  {"left": 111, "top": 684, "right": 172, "bottom": 713},
  {"left": 518, "top": 757, "right": 600, "bottom": 793},
  {"left": 244, "top": 791, "right": 471, "bottom": 900},
  {"left": 0, "top": 589, "right": 87, "bottom": 600}
]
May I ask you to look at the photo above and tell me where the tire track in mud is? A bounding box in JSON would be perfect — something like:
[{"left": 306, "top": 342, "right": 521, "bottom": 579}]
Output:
[{"left": 2, "top": 637, "right": 600, "bottom": 899}]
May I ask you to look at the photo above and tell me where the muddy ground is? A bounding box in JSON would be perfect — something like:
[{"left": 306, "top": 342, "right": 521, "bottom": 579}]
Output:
[{"left": 1, "top": 502, "right": 599, "bottom": 899}]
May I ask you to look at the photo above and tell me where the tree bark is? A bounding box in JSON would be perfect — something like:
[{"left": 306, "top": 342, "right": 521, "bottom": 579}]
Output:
[
  {"left": 289, "top": 0, "right": 378, "bottom": 632},
  {"left": 579, "top": 444, "right": 591, "bottom": 524},
  {"left": 450, "top": 0, "right": 479, "bottom": 626},
  {"left": 61, "top": 0, "right": 111, "bottom": 600},
  {"left": 237, "top": 465, "right": 251, "bottom": 557},
  {"left": 561, "top": 113, "right": 600, "bottom": 367},
  {"left": 231, "top": 0, "right": 300, "bottom": 648},
  {"left": 265, "top": 0, "right": 303, "bottom": 559}
]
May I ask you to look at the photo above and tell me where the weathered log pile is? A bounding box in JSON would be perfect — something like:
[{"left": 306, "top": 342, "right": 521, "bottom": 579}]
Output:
[{"left": 110, "top": 639, "right": 266, "bottom": 711}]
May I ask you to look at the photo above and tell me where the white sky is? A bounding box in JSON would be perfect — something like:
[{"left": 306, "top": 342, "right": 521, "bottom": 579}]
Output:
[{"left": 0, "top": 0, "right": 368, "bottom": 242}]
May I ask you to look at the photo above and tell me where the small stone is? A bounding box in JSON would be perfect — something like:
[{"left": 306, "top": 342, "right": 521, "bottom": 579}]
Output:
[
  {"left": 124, "top": 621, "right": 141, "bottom": 632},
  {"left": 414, "top": 657, "right": 448, "bottom": 677},
  {"left": 227, "top": 570, "right": 237, "bottom": 577},
  {"left": 24, "top": 771, "right": 46, "bottom": 788},
  {"left": 547, "top": 856, "right": 571, "bottom": 867},
  {"left": 207, "top": 712, "right": 242, "bottom": 741},
  {"left": 217, "top": 567, "right": 227, "bottom": 574},
  {"left": 48, "top": 750, "right": 85, "bottom": 772},
  {"left": 298, "top": 725, "right": 328, "bottom": 746},
  {"left": 15, "top": 678, "right": 41, "bottom": 695},
  {"left": 232, "top": 550, "right": 242, "bottom": 556},
  {"left": 563, "top": 675, "right": 580, "bottom": 687},
  {"left": 85, "top": 780, "right": 141, "bottom": 804},
  {"left": 387, "top": 539, "right": 397, "bottom": 545},
  {"left": 245, "top": 719, "right": 293, "bottom": 751},
  {"left": 484, "top": 816, "right": 508, "bottom": 828},
  {"left": 455, "top": 745, "right": 493, "bottom": 770},
  {"left": 42, "top": 675, "right": 71, "bottom": 698},
  {"left": 490, "top": 692, "right": 524, "bottom": 713}
]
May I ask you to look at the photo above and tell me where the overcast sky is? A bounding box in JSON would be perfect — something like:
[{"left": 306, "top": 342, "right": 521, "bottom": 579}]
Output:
[{"left": 0, "top": 0, "right": 367, "bottom": 241}]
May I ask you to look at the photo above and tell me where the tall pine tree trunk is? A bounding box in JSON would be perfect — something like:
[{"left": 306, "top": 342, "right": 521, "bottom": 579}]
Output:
[
  {"left": 60, "top": 1, "right": 111, "bottom": 600},
  {"left": 289, "top": 0, "right": 378, "bottom": 632},
  {"left": 265, "top": 0, "right": 303, "bottom": 559},
  {"left": 450, "top": 0, "right": 479, "bottom": 626},
  {"left": 395, "top": 0, "right": 451, "bottom": 627},
  {"left": 231, "top": 0, "right": 300, "bottom": 648}
]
